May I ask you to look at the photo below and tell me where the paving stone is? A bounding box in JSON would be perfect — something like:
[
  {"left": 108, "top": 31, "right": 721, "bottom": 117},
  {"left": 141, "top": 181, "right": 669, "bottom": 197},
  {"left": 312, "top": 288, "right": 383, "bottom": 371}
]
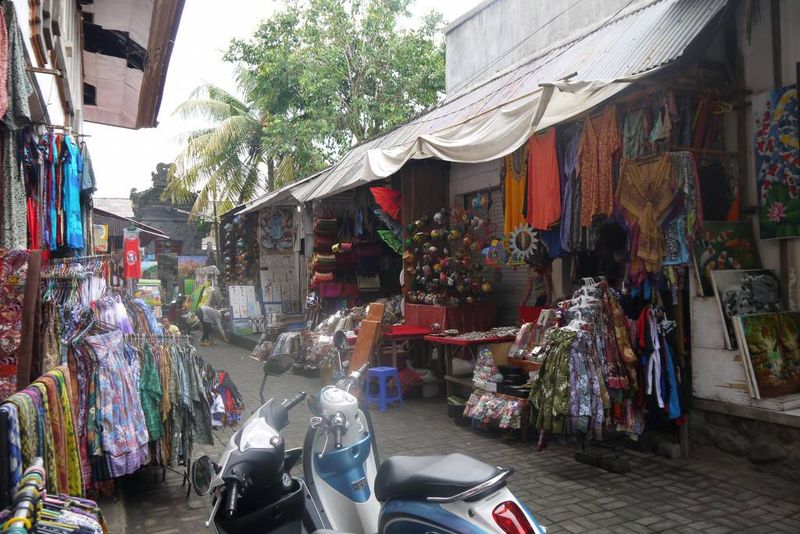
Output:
[{"left": 117, "top": 342, "right": 800, "bottom": 533}]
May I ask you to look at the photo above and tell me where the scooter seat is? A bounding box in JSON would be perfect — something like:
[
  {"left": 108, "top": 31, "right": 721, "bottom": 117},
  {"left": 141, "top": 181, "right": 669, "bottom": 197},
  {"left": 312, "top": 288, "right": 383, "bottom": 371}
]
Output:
[{"left": 374, "top": 453, "right": 501, "bottom": 502}]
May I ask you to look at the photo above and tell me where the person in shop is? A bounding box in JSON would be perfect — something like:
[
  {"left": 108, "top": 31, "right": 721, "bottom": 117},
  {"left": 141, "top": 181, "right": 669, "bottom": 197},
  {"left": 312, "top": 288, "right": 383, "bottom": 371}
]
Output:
[
  {"left": 520, "top": 259, "right": 552, "bottom": 307},
  {"left": 161, "top": 316, "right": 181, "bottom": 335}
]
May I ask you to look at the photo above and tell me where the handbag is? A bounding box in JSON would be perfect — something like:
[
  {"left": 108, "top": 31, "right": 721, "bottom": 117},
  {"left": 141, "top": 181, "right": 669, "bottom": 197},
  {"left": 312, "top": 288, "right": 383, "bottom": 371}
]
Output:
[
  {"left": 312, "top": 253, "right": 337, "bottom": 273},
  {"left": 357, "top": 274, "right": 381, "bottom": 292},
  {"left": 314, "top": 218, "right": 338, "bottom": 235},
  {"left": 311, "top": 271, "right": 335, "bottom": 287}
]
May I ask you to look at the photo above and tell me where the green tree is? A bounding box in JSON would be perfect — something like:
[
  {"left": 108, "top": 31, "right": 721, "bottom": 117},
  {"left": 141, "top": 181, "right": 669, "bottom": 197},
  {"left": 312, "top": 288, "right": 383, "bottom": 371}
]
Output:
[
  {"left": 227, "top": 0, "right": 445, "bottom": 175},
  {"left": 162, "top": 84, "right": 269, "bottom": 216},
  {"left": 167, "top": 0, "right": 445, "bottom": 216}
]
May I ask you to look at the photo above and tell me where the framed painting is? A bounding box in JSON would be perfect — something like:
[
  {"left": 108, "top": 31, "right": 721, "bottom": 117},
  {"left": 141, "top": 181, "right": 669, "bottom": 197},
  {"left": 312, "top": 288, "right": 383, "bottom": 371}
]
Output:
[
  {"left": 710, "top": 269, "right": 781, "bottom": 349},
  {"left": 753, "top": 85, "right": 800, "bottom": 239},
  {"left": 693, "top": 221, "right": 762, "bottom": 296},
  {"left": 258, "top": 207, "right": 295, "bottom": 255},
  {"left": 734, "top": 312, "right": 800, "bottom": 399}
]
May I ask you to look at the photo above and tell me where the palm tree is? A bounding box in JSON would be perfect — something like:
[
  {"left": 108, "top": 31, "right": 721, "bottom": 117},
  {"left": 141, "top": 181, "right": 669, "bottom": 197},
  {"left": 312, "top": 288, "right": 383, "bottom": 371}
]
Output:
[{"left": 162, "top": 84, "right": 281, "bottom": 217}]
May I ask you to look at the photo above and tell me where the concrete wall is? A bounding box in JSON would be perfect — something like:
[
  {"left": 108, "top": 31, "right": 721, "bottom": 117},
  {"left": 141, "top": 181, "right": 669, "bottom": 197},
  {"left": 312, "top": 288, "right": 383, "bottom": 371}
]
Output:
[
  {"left": 738, "top": 0, "right": 800, "bottom": 307},
  {"left": 444, "top": 0, "right": 634, "bottom": 94},
  {"left": 132, "top": 203, "right": 206, "bottom": 256}
]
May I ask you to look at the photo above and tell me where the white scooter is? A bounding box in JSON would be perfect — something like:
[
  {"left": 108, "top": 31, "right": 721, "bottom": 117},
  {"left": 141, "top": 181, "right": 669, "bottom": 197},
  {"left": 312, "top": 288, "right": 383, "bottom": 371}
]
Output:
[{"left": 303, "top": 333, "right": 545, "bottom": 534}]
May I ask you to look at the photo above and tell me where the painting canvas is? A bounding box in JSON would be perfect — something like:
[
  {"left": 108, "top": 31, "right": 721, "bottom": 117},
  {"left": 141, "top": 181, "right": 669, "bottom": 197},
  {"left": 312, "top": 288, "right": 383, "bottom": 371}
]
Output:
[
  {"left": 693, "top": 221, "right": 762, "bottom": 296},
  {"left": 734, "top": 312, "right": 800, "bottom": 399},
  {"left": 753, "top": 85, "right": 800, "bottom": 239},
  {"left": 141, "top": 261, "right": 159, "bottom": 279},
  {"left": 258, "top": 208, "right": 294, "bottom": 255},
  {"left": 710, "top": 269, "right": 782, "bottom": 349}
]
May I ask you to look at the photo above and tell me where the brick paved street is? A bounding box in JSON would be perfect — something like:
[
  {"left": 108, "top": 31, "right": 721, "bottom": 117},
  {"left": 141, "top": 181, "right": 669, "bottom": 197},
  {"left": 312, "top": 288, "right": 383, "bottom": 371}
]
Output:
[{"left": 120, "top": 343, "right": 800, "bottom": 533}]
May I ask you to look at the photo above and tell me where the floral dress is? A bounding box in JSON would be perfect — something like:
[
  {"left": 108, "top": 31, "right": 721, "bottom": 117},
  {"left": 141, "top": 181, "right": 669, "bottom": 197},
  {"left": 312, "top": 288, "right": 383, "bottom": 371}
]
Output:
[{"left": 86, "top": 331, "right": 149, "bottom": 477}]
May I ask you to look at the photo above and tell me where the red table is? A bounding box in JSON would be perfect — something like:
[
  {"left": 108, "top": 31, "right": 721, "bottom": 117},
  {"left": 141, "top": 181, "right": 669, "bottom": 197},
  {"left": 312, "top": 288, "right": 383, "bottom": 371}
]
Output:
[
  {"left": 348, "top": 325, "right": 433, "bottom": 368},
  {"left": 381, "top": 325, "right": 433, "bottom": 368},
  {"left": 404, "top": 301, "right": 496, "bottom": 331},
  {"left": 424, "top": 333, "right": 517, "bottom": 398}
]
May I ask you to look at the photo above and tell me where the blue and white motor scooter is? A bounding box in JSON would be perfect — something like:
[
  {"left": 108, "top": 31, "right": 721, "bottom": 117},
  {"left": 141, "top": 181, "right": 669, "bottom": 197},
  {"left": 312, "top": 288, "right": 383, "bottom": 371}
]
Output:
[
  {"left": 303, "top": 333, "right": 545, "bottom": 534},
  {"left": 192, "top": 339, "right": 545, "bottom": 533}
]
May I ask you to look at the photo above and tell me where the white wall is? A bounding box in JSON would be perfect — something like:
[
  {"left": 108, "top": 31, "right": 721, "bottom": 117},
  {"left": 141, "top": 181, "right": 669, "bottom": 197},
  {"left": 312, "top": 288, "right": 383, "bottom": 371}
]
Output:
[
  {"left": 444, "top": 0, "right": 634, "bottom": 94},
  {"left": 738, "top": 0, "right": 800, "bottom": 306}
]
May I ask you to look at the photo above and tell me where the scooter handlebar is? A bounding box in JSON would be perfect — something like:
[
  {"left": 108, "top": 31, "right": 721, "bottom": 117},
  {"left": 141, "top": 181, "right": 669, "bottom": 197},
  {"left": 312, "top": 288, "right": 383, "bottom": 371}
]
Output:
[
  {"left": 282, "top": 391, "right": 307, "bottom": 410},
  {"left": 223, "top": 481, "right": 240, "bottom": 519}
]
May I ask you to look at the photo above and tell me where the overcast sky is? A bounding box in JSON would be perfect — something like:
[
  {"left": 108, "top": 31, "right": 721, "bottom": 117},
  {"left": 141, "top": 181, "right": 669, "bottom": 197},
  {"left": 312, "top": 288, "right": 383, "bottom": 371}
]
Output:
[{"left": 86, "top": 0, "right": 482, "bottom": 199}]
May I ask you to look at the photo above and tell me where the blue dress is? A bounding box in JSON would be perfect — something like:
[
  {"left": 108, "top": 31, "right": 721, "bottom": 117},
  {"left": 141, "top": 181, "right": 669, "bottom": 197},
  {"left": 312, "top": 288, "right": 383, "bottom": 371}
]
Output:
[{"left": 62, "top": 135, "right": 84, "bottom": 249}]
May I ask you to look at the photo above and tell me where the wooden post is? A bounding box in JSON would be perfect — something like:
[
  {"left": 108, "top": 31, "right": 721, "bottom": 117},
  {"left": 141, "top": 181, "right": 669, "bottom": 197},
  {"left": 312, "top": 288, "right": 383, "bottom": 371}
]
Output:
[
  {"left": 770, "top": 0, "right": 791, "bottom": 308},
  {"left": 348, "top": 302, "right": 385, "bottom": 372}
]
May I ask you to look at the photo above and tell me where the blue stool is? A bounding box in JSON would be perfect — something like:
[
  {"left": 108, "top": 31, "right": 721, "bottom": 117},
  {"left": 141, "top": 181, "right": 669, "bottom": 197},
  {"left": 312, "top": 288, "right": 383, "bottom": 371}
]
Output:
[{"left": 365, "top": 367, "right": 403, "bottom": 412}]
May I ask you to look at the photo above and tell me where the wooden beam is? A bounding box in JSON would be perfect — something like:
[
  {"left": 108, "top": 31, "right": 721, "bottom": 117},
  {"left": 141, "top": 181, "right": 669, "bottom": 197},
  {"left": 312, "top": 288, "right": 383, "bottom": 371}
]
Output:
[
  {"left": 137, "top": 0, "right": 186, "bottom": 129},
  {"left": 771, "top": 0, "right": 782, "bottom": 88}
]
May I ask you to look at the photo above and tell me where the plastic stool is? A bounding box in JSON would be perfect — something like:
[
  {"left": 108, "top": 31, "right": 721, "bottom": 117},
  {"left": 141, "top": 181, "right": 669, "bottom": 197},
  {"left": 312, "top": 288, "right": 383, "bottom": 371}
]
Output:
[{"left": 365, "top": 367, "right": 403, "bottom": 412}]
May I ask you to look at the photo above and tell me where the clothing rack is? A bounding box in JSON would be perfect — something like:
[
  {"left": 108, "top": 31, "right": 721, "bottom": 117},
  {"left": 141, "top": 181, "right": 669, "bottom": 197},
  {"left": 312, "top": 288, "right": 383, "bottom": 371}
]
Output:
[
  {"left": 2, "top": 458, "right": 44, "bottom": 534},
  {"left": 46, "top": 254, "right": 113, "bottom": 264}
]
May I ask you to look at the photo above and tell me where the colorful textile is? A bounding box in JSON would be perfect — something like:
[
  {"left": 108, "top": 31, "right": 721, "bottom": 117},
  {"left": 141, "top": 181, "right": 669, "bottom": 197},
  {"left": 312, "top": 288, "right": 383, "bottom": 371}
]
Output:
[
  {"left": 578, "top": 105, "right": 620, "bottom": 226},
  {"left": 139, "top": 344, "right": 163, "bottom": 441},
  {"left": 557, "top": 126, "right": 581, "bottom": 252},
  {"left": 370, "top": 187, "right": 402, "bottom": 221},
  {"left": 377, "top": 229, "right": 403, "bottom": 255},
  {"left": 123, "top": 233, "right": 142, "bottom": 279},
  {"left": 53, "top": 367, "right": 84, "bottom": 496},
  {"left": 526, "top": 128, "right": 561, "bottom": 230},
  {"left": 87, "top": 330, "right": 149, "bottom": 477},
  {"left": 529, "top": 328, "right": 576, "bottom": 434},
  {"left": 0, "top": 249, "right": 28, "bottom": 400},
  {"left": 0, "top": 403, "right": 22, "bottom": 491},
  {"left": 502, "top": 144, "right": 529, "bottom": 234},
  {"left": 62, "top": 134, "right": 85, "bottom": 249},
  {"left": 616, "top": 154, "right": 676, "bottom": 274}
]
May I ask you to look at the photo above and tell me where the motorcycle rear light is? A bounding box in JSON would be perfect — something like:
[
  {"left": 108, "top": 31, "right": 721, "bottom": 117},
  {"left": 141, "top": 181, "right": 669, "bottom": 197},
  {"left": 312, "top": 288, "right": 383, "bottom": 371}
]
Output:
[{"left": 492, "top": 501, "right": 535, "bottom": 534}]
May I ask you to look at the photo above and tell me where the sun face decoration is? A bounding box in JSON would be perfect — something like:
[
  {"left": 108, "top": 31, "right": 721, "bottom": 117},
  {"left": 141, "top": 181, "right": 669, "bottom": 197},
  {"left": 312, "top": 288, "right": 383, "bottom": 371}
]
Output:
[{"left": 506, "top": 223, "right": 542, "bottom": 265}]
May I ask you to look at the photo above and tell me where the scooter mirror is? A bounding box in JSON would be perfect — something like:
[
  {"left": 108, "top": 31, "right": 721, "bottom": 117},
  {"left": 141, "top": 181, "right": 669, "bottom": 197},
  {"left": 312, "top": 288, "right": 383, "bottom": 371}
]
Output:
[
  {"left": 264, "top": 353, "right": 293, "bottom": 376},
  {"left": 307, "top": 395, "right": 323, "bottom": 417},
  {"left": 192, "top": 455, "right": 215, "bottom": 496}
]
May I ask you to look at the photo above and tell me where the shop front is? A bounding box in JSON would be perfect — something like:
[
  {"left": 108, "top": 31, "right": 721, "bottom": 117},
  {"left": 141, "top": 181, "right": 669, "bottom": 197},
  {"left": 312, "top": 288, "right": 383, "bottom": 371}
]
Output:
[{"left": 221, "top": 0, "right": 800, "bottom": 476}]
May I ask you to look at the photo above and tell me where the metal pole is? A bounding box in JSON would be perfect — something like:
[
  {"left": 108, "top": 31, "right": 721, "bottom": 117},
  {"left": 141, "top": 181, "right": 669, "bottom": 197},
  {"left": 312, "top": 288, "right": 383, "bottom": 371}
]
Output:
[{"left": 213, "top": 197, "right": 221, "bottom": 267}]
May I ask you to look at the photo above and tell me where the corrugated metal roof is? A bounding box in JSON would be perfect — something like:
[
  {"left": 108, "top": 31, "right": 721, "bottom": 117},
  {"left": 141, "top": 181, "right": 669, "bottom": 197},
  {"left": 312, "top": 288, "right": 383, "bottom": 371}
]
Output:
[
  {"left": 242, "top": 0, "right": 727, "bottom": 208},
  {"left": 236, "top": 170, "right": 330, "bottom": 216},
  {"left": 93, "top": 198, "right": 135, "bottom": 218},
  {"left": 93, "top": 208, "right": 171, "bottom": 240}
]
